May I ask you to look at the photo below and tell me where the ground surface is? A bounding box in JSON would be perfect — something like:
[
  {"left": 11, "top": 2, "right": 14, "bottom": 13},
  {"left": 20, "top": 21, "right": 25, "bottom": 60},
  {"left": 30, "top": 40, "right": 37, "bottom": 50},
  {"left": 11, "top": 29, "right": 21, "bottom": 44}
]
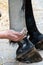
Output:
[{"left": 0, "top": 0, "right": 43, "bottom": 65}]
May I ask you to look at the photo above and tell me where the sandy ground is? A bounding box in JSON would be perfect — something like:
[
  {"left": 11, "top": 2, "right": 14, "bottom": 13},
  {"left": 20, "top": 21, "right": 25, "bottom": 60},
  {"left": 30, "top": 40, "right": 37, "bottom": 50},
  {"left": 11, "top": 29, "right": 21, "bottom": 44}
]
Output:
[{"left": 0, "top": 0, "right": 43, "bottom": 65}]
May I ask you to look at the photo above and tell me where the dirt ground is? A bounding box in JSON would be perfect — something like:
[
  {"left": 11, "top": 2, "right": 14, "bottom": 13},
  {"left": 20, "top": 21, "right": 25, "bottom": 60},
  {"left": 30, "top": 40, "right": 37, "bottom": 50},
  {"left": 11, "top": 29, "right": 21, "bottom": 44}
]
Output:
[
  {"left": 0, "top": 0, "right": 9, "bottom": 31},
  {"left": 0, "top": 0, "right": 43, "bottom": 65}
]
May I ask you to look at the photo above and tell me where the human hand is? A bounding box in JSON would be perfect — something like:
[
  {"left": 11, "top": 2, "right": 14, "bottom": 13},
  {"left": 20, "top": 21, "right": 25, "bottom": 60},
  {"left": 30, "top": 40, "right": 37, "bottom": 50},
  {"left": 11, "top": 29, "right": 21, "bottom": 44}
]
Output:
[{"left": 6, "top": 30, "right": 26, "bottom": 42}]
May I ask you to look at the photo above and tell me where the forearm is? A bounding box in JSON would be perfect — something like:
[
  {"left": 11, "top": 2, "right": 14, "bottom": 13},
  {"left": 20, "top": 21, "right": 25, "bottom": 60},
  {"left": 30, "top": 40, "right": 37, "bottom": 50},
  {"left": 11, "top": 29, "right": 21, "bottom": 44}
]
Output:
[{"left": 0, "top": 31, "right": 8, "bottom": 39}]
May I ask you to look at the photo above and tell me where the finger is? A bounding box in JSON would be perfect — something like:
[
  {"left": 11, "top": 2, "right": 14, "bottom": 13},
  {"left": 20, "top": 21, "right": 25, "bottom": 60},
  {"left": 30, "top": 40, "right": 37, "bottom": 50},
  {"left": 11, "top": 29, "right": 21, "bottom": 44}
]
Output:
[
  {"left": 11, "top": 30, "right": 22, "bottom": 36},
  {"left": 17, "top": 35, "right": 26, "bottom": 41}
]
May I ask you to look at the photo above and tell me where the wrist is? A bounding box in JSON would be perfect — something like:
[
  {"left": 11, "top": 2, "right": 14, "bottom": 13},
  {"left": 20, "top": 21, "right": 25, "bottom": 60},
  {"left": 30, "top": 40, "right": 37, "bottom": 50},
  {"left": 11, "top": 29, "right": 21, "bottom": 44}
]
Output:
[{"left": 0, "top": 31, "right": 8, "bottom": 39}]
